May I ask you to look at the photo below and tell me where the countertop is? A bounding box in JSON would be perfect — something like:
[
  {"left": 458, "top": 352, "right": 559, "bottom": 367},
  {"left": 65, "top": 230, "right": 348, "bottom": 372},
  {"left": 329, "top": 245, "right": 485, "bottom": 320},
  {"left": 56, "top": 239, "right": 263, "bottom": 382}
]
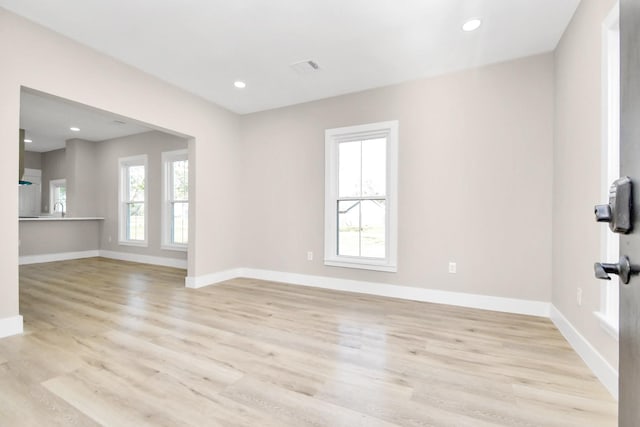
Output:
[{"left": 19, "top": 216, "right": 105, "bottom": 221}]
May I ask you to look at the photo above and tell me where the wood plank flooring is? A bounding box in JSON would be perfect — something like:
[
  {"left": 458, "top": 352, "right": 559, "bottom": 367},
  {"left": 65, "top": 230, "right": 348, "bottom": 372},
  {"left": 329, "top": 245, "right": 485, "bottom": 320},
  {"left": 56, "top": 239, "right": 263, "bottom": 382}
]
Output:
[{"left": 0, "top": 257, "right": 616, "bottom": 426}]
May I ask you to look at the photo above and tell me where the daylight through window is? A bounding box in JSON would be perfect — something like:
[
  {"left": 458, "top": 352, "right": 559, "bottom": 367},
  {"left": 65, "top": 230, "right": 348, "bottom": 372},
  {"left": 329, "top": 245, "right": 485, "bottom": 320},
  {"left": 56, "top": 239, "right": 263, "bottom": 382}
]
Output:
[
  {"left": 162, "top": 150, "right": 188, "bottom": 249},
  {"left": 119, "top": 155, "right": 147, "bottom": 245},
  {"left": 325, "top": 121, "right": 398, "bottom": 272}
]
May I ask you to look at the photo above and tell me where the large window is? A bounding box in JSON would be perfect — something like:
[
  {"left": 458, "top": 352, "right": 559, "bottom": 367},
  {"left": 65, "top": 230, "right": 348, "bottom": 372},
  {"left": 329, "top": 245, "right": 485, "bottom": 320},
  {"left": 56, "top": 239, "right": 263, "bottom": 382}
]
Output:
[
  {"left": 119, "top": 155, "right": 148, "bottom": 246},
  {"left": 162, "top": 150, "right": 189, "bottom": 250},
  {"left": 324, "top": 120, "right": 398, "bottom": 272}
]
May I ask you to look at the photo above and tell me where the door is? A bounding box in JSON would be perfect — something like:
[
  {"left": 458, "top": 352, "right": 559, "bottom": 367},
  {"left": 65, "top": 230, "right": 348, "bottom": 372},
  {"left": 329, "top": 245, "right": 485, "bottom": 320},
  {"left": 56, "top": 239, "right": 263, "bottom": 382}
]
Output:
[{"left": 619, "top": 0, "right": 640, "bottom": 424}]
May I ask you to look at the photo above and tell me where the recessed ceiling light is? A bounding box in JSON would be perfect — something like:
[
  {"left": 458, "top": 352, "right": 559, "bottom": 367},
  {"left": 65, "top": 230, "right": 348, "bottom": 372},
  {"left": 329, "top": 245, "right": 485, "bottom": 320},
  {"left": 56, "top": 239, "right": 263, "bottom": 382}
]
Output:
[
  {"left": 234, "top": 81, "right": 246, "bottom": 89},
  {"left": 70, "top": 127, "right": 80, "bottom": 132},
  {"left": 24, "top": 139, "right": 32, "bottom": 143},
  {"left": 462, "top": 18, "right": 482, "bottom": 32}
]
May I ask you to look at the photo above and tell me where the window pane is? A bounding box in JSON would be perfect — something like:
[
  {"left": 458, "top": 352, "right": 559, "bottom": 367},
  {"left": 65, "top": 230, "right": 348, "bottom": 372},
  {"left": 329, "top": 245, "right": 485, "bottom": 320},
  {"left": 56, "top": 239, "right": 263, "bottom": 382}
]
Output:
[
  {"left": 338, "top": 200, "right": 360, "bottom": 256},
  {"left": 172, "top": 202, "right": 188, "bottom": 244},
  {"left": 172, "top": 160, "right": 188, "bottom": 200},
  {"left": 53, "top": 185, "right": 66, "bottom": 212},
  {"left": 128, "top": 165, "right": 145, "bottom": 201},
  {"left": 338, "top": 141, "right": 361, "bottom": 197},
  {"left": 127, "top": 203, "right": 145, "bottom": 241},
  {"left": 361, "top": 200, "right": 385, "bottom": 258},
  {"left": 55, "top": 186, "right": 66, "bottom": 202},
  {"left": 361, "top": 138, "right": 386, "bottom": 196}
]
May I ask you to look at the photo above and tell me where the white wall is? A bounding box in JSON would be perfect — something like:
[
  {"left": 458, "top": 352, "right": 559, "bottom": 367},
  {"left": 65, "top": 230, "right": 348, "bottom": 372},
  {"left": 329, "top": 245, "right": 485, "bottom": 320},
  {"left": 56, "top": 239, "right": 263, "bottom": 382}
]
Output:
[
  {"left": 238, "top": 53, "right": 555, "bottom": 302},
  {"left": 0, "top": 8, "right": 241, "bottom": 322},
  {"left": 553, "top": 0, "right": 618, "bottom": 369}
]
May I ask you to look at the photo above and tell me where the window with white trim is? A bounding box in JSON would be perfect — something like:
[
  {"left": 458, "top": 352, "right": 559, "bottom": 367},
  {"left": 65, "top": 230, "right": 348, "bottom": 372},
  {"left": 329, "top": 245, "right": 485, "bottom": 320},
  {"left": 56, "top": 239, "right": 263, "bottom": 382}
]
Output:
[
  {"left": 325, "top": 120, "right": 398, "bottom": 272},
  {"left": 596, "top": 3, "right": 619, "bottom": 339},
  {"left": 119, "top": 155, "right": 148, "bottom": 246},
  {"left": 49, "top": 179, "right": 66, "bottom": 214},
  {"left": 162, "top": 150, "right": 188, "bottom": 250}
]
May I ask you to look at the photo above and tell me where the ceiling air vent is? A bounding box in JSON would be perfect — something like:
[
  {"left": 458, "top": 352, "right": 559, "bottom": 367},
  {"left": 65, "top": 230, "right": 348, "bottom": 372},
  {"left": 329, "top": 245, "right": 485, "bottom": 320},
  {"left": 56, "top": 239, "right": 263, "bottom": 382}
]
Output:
[{"left": 290, "top": 60, "right": 321, "bottom": 75}]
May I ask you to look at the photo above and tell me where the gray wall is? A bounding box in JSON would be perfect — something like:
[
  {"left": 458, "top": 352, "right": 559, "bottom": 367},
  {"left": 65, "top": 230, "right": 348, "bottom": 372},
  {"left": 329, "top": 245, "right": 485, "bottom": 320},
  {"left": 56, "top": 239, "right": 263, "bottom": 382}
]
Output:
[
  {"left": 19, "top": 220, "right": 99, "bottom": 256},
  {"left": 553, "top": 0, "right": 618, "bottom": 368},
  {"left": 23, "top": 151, "right": 41, "bottom": 170},
  {"left": 40, "top": 148, "right": 66, "bottom": 213},
  {"left": 239, "top": 53, "right": 554, "bottom": 302},
  {"left": 22, "top": 131, "right": 187, "bottom": 261},
  {"left": 96, "top": 131, "right": 188, "bottom": 260},
  {"left": 66, "top": 138, "right": 99, "bottom": 217}
]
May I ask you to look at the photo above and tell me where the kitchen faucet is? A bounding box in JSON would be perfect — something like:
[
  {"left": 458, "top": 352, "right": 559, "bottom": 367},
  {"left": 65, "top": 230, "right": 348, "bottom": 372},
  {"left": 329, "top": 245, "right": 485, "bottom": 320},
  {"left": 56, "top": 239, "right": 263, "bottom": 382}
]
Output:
[{"left": 53, "top": 202, "right": 65, "bottom": 217}]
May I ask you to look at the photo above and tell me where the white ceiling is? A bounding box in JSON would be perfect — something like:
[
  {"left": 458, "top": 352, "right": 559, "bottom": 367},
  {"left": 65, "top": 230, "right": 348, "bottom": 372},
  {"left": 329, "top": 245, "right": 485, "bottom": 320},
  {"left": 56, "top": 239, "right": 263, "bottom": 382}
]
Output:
[
  {"left": 21, "top": 90, "right": 151, "bottom": 152},
  {"left": 2, "top": 0, "right": 580, "bottom": 114}
]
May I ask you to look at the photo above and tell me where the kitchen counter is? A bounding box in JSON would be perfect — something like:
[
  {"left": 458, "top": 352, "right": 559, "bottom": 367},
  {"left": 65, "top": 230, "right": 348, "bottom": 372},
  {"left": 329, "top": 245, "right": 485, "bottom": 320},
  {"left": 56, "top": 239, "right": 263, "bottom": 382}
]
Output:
[
  {"left": 19, "top": 216, "right": 104, "bottom": 221},
  {"left": 19, "top": 217, "right": 104, "bottom": 260}
]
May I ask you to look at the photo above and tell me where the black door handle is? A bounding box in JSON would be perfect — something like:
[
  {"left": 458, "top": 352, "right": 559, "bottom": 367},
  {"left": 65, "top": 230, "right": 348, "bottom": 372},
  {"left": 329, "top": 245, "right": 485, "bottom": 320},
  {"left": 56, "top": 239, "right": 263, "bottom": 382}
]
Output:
[{"left": 594, "top": 256, "right": 639, "bottom": 284}]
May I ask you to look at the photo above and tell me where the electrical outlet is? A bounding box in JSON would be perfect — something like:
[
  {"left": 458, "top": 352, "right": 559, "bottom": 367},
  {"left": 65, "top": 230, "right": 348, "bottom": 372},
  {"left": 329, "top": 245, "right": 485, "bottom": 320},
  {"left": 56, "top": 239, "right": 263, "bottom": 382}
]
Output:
[
  {"left": 108, "top": 235, "right": 112, "bottom": 243},
  {"left": 448, "top": 262, "right": 457, "bottom": 274},
  {"left": 577, "top": 288, "right": 583, "bottom": 306},
  {"left": 307, "top": 251, "right": 313, "bottom": 261}
]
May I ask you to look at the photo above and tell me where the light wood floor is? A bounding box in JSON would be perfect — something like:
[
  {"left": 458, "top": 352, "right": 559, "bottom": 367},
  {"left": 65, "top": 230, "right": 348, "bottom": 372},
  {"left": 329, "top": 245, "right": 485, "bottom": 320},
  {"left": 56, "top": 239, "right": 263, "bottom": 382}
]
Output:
[{"left": 1, "top": 258, "right": 616, "bottom": 426}]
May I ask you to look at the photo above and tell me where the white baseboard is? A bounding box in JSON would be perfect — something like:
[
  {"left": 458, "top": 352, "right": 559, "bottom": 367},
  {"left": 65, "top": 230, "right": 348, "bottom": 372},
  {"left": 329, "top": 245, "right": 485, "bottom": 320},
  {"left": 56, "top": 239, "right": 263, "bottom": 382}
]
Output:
[
  {"left": 550, "top": 305, "right": 618, "bottom": 399},
  {"left": 19, "top": 249, "right": 187, "bottom": 269},
  {"left": 243, "top": 268, "right": 550, "bottom": 316},
  {"left": 19, "top": 250, "right": 100, "bottom": 265},
  {"left": 188, "top": 267, "right": 550, "bottom": 317},
  {"left": 185, "top": 268, "right": 242, "bottom": 288},
  {"left": 0, "top": 315, "right": 23, "bottom": 338},
  {"left": 99, "top": 250, "right": 187, "bottom": 269}
]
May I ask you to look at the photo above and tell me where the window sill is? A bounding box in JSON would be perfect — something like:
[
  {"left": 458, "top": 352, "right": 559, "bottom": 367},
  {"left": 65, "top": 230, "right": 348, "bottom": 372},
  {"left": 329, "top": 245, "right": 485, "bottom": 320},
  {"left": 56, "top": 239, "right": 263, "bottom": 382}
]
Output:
[
  {"left": 324, "top": 258, "right": 397, "bottom": 273},
  {"left": 119, "top": 240, "right": 148, "bottom": 248},
  {"left": 161, "top": 244, "right": 187, "bottom": 252},
  {"left": 594, "top": 311, "right": 619, "bottom": 341}
]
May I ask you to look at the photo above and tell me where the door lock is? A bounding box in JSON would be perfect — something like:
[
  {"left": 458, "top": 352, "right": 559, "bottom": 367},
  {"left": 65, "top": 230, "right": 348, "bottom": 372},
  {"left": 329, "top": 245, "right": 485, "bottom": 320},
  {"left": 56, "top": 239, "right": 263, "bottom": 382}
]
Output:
[
  {"left": 594, "top": 176, "right": 633, "bottom": 233},
  {"left": 594, "top": 255, "right": 639, "bottom": 284}
]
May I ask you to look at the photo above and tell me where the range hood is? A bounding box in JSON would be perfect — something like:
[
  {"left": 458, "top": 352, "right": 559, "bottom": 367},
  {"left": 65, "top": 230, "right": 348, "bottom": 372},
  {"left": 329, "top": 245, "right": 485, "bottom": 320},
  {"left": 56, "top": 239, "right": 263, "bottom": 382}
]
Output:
[{"left": 19, "top": 128, "right": 32, "bottom": 186}]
